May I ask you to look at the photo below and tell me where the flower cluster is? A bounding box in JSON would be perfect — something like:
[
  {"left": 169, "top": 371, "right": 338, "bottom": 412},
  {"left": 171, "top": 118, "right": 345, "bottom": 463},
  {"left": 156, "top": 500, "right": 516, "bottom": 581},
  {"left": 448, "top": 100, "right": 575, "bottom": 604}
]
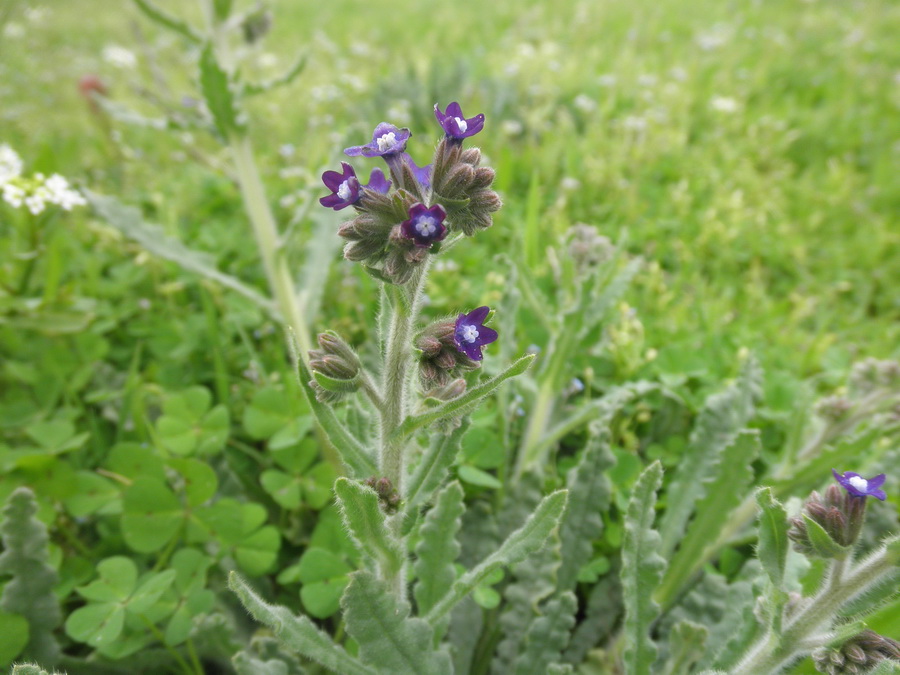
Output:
[
  {"left": 416, "top": 307, "right": 498, "bottom": 388},
  {"left": 307, "top": 332, "right": 362, "bottom": 403},
  {"left": 812, "top": 630, "right": 900, "bottom": 675},
  {"left": 788, "top": 470, "right": 887, "bottom": 558},
  {"left": 0, "top": 144, "right": 87, "bottom": 215},
  {"left": 320, "top": 102, "right": 500, "bottom": 284}
]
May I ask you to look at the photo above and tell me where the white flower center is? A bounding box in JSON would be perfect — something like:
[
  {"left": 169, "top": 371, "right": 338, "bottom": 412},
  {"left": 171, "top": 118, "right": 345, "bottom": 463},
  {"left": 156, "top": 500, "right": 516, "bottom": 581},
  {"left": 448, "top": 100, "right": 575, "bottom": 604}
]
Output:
[
  {"left": 454, "top": 117, "right": 468, "bottom": 133},
  {"left": 460, "top": 324, "right": 479, "bottom": 343},
  {"left": 415, "top": 216, "right": 438, "bottom": 237},
  {"left": 848, "top": 476, "right": 868, "bottom": 492},
  {"left": 337, "top": 180, "right": 352, "bottom": 200},
  {"left": 376, "top": 132, "right": 397, "bottom": 152}
]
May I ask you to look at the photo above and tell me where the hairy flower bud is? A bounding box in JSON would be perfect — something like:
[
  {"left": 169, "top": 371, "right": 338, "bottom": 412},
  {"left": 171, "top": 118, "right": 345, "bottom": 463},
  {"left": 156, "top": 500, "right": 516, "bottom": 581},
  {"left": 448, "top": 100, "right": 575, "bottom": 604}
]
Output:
[
  {"left": 417, "top": 317, "right": 480, "bottom": 388},
  {"left": 363, "top": 476, "right": 401, "bottom": 513},
  {"left": 308, "top": 332, "right": 361, "bottom": 403},
  {"left": 815, "top": 395, "right": 853, "bottom": 422},
  {"left": 813, "top": 630, "right": 900, "bottom": 674}
]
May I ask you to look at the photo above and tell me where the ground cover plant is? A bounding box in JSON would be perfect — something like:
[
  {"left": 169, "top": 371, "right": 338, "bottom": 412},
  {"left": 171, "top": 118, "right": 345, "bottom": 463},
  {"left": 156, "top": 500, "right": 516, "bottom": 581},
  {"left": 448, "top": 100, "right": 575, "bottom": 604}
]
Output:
[{"left": 1, "top": 0, "right": 899, "bottom": 673}]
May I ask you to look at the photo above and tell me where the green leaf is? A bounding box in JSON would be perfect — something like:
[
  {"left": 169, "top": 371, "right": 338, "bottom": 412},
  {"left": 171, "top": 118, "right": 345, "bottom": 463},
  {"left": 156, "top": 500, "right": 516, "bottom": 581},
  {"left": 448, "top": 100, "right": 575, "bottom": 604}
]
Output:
[
  {"left": 128, "top": 570, "right": 177, "bottom": 614},
  {"left": 64, "top": 602, "right": 125, "bottom": 648},
  {"left": 106, "top": 442, "right": 166, "bottom": 482},
  {"left": 513, "top": 592, "right": 578, "bottom": 675},
  {"left": 76, "top": 557, "right": 136, "bottom": 602},
  {"left": 655, "top": 430, "right": 760, "bottom": 610},
  {"left": 457, "top": 464, "right": 502, "bottom": 489},
  {"left": 557, "top": 438, "right": 615, "bottom": 592},
  {"left": 63, "top": 471, "right": 120, "bottom": 517},
  {"left": 199, "top": 44, "right": 243, "bottom": 138},
  {"left": 664, "top": 620, "right": 709, "bottom": 675},
  {"left": 261, "top": 470, "right": 303, "bottom": 510},
  {"left": 0, "top": 488, "right": 61, "bottom": 665},
  {"left": 414, "top": 481, "right": 465, "bottom": 620},
  {"left": 169, "top": 457, "right": 218, "bottom": 507},
  {"left": 0, "top": 611, "right": 29, "bottom": 665},
  {"left": 244, "top": 52, "right": 309, "bottom": 97},
  {"left": 658, "top": 357, "right": 762, "bottom": 556},
  {"left": 394, "top": 354, "right": 535, "bottom": 439},
  {"left": 405, "top": 418, "right": 470, "bottom": 510},
  {"left": 621, "top": 461, "right": 666, "bottom": 675},
  {"left": 121, "top": 477, "right": 183, "bottom": 553},
  {"left": 229, "top": 572, "right": 375, "bottom": 675},
  {"left": 803, "top": 514, "right": 852, "bottom": 559},
  {"left": 132, "top": 0, "right": 202, "bottom": 43},
  {"left": 756, "top": 488, "right": 790, "bottom": 589},
  {"left": 86, "top": 191, "right": 276, "bottom": 316},
  {"left": 156, "top": 387, "right": 229, "bottom": 457},
  {"left": 426, "top": 489, "right": 568, "bottom": 625},
  {"left": 293, "top": 347, "right": 377, "bottom": 477},
  {"left": 333, "top": 478, "right": 404, "bottom": 579},
  {"left": 235, "top": 525, "right": 281, "bottom": 576},
  {"left": 297, "top": 548, "right": 351, "bottom": 619},
  {"left": 342, "top": 571, "right": 452, "bottom": 675}
]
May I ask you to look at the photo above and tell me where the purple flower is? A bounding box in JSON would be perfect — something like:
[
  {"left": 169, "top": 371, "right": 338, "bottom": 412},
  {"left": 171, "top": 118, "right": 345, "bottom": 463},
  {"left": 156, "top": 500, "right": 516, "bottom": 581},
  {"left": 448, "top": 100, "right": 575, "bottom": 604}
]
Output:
[
  {"left": 320, "top": 162, "right": 361, "bottom": 210},
  {"left": 363, "top": 168, "right": 391, "bottom": 194},
  {"left": 344, "top": 122, "right": 411, "bottom": 158},
  {"left": 832, "top": 469, "right": 887, "bottom": 501},
  {"left": 401, "top": 203, "right": 447, "bottom": 248},
  {"left": 453, "top": 306, "right": 498, "bottom": 361},
  {"left": 434, "top": 102, "right": 485, "bottom": 141},
  {"left": 402, "top": 153, "right": 432, "bottom": 188}
]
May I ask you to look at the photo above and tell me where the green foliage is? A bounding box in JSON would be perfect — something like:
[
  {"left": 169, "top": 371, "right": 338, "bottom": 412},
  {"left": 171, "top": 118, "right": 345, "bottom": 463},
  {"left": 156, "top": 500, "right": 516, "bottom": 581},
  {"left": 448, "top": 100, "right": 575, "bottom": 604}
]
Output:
[
  {"left": 295, "top": 548, "right": 351, "bottom": 619},
  {"left": 756, "top": 488, "right": 791, "bottom": 590},
  {"left": 333, "top": 478, "right": 404, "bottom": 579},
  {"left": 664, "top": 620, "right": 709, "bottom": 675},
  {"left": 155, "top": 386, "right": 229, "bottom": 457},
  {"left": 512, "top": 592, "right": 578, "bottom": 675},
  {"left": 406, "top": 419, "right": 471, "bottom": 509},
  {"left": 0, "top": 488, "right": 60, "bottom": 666},
  {"left": 229, "top": 573, "right": 374, "bottom": 675},
  {"left": 414, "top": 481, "right": 465, "bottom": 621},
  {"left": 343, "top": 571, "right": 452, "bottom": 675},
  {"left": 621, "top": 461, "right": 666, "bottom": 675},
  {"left": 9, "top": 666, "right": 65, "bottom": 675},
  {"left": 199, "top": 44, "right": 244, "bottom": 139}
]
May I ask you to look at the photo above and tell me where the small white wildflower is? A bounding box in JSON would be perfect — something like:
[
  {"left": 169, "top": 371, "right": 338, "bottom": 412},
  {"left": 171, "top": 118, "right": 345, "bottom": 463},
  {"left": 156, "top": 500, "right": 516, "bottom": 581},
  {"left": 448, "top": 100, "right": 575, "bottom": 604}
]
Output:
[
  {"left": 501, "top": 120, "right": 524, "bottom": 136},
  {"left": 44, "top": 174, "right": 86, "bottom": 210},
  {"left": 710, "top": 96, "right": 740, "bottom": 113},
  {"left": 279, "top": 143, "right": 296, "bottom": 158},
  {"left": 621, "top": 115, "right": 648, "bottom": 132},
  {"left": 0, "top": 144, "right": 23, "bottom": 184},
  {"left": 25, "top": 189, "right": 48, "bottom": 215},
  {"left": 3, "top": 183, "right": 25, "bottom": 208},
  {"left": 637, "top": 74, "right": 658, "bottom": 88},
  {"left": 258, "top": 52, "right": 278, "bottom": 69},
  {"left": 573, "top": 94, "right": 597, "bottom": 112},
  {"left": 560, "top": 177, "right": 581, "bottom": 192},
  {"left": 102, "top": 44, "right": 137, "bottom": 69},
  {"left": 597, "top": 74, "right": 617, "bottom": 87}
]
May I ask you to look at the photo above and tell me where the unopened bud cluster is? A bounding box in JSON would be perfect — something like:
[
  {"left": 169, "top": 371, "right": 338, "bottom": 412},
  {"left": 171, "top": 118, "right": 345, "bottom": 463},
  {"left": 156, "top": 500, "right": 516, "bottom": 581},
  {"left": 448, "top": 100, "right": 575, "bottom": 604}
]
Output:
[
  {"left": 567, "top": 223, "right": 613, "bottom": 273},
  {"left": 308, "top": 332, "right": 361, "bottom": 403},
  {"left": 363, "top": 476, "right": 401, "bottom": 513},
  {"left": 849, "top": 357, "right": 900, "bottom": 397},
  {"left": 429, "top": 140, "right": 501, "bottom": 236},
  {"left": 812, "top": 630, "right": 900, "bottom": 675},
  {"left": 788, "top": 485, "right": 865, "bottom": 557}
]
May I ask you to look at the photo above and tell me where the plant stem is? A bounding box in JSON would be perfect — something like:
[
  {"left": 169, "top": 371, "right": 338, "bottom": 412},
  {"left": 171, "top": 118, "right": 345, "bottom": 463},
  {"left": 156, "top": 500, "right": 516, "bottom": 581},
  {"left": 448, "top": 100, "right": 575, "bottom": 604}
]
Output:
[
  {"left": 230, "top": 134, "right": 313, "bottom": 358},
  {"left": 735, "top": 543, "right": 897, "bottom": 673},
  {"left": 379, "top": 264, "right": 429, "bottom": 494}
]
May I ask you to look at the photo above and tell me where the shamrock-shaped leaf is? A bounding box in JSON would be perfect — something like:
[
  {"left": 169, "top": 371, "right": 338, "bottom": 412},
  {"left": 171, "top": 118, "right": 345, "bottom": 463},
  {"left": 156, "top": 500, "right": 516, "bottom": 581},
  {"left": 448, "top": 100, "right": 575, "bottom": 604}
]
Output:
[
  {"left": 121, "top": 478, "right": 183, "bottom": 553},
  {"left": 242, "top": 386, "right": 308, "bottom": 441},
  {"left": 296, "top": 548, "right": 351, "bottom": 619},
  {"left": 156, "top": 386, "right": 230, "bottom": 457}
]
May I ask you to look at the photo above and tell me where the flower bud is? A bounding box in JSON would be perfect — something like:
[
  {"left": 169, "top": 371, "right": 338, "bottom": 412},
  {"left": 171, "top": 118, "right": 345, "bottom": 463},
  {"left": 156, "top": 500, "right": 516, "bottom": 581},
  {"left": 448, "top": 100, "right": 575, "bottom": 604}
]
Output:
[
  {"left": 416, "top": 317, "right": 480, "bottom": 388},
  {"left": 813, "top": 630, "right": 900, "bottom": 674},
  {"left": 363, "top": 477, "right": 401, "bottom": 514},
  {"left": 308, "top": 332, "right": 361, "bottom": 403}
]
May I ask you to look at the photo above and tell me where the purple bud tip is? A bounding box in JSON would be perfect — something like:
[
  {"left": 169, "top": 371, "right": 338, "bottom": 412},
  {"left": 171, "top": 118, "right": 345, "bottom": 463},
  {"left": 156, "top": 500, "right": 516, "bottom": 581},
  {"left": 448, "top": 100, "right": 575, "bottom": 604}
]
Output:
[
  {"left": 453, "top": 306, "right": 499, "bottom": 361},
  {"left": 344, "top": 122, "right": 411, "bottom": 158},
  {"left": 832, "top": 468, "right": 887, "bottom": 501}
]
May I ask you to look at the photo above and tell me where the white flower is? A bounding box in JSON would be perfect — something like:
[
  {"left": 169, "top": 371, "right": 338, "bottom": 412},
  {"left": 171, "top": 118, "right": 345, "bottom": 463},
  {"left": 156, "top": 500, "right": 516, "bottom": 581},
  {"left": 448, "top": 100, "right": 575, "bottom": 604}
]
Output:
[
  {"left": 710, "top": 96, "right": 740, "bottom": 113},
  {"left": 3, "top": 22, "right": 24, "bottom": 38},
  {"left": 3, "top": 183, "right": 25, "bottom": 208},
  {"left": 621, "top": 115, "right": 648, "bottom": 132},
  {"left": 0, "top": 144, "right": 23, "bottom": 184},
  {"left": 44, "top": 174, "right": 86, "bottom": 210},
  {"left": 102, "top": 44, "right": 137, "bottom": 69},
  {"left": 597, "top": 74, "right": 617, "bottom": 87},
  {"left": 573, "top": 94, "right": 597, "bottom": 112}
]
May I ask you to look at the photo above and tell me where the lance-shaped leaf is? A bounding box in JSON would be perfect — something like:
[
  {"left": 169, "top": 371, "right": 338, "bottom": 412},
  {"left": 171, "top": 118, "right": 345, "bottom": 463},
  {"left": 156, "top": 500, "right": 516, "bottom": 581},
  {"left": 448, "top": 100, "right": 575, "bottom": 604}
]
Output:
[
  {"left": 804, "top": 514, "right": 852, "bottom": 559},
  {"left": 333, "top": 478, "right": 404, "bottom": 578},
  {"left": 655, "top": 430, "right": 759, "bottom": 610},
  {"left": 513, "top": 592, "right": 578, "bottom": 675},
  {"left": 426, "top": 490, "right": 568, "bottom": 625},
  {"left": 405, "top": 419, "right": 470, "bottom": 510},
  {"left": 414, "top": 482, "right": 465, "bottom": 620},
  {"left": 756, "top": 488, "right": 790, "bottom": 589},
  {"left": 557, "top": 438, "right": 615, "bottom": 592},
  {"left": 0, "top": 488, "right": 61, "bottom": 665},
  {"left": 394, "top": 354, "right": 535, "bottom": 439},
  {"left": 293, "top": 347, "right": 376, "bottom": 476},
  {"left": 342, "top": 571, "right": 452, "bottom": 675},
  {"left": 10, "top": 666, "right": 66, "bottom": 675},
  {"left": 228, "top": 572, "right": 374, "bottom": 675},
  {"left": 621, "top": 461, "right": 666, "bottom": 675},
  {"left": 564, "top": 574, "right": 622, "bottom": 664},
  {"left": 132, "top": 0, "right": 202, "bottom": 42},
  {"left": 244, "top": 53, "right": 308, "bottom": 97},
  {"left": 86, "top": 191, "right": 277, "bottom": 315},
  {"left": 658, "top": 357, "right": 762, "bottom": 556},
  {"left": 199, "top": 44, "right": 244, "bottom": 139},
  {"left": 664, "top": 620, "right": 709, "bottom": 675}
]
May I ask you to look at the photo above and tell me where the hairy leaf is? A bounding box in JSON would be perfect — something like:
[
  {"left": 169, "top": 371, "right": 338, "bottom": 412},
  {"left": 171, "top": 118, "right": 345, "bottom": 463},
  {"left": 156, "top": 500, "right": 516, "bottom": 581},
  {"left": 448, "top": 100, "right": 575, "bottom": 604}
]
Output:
[
  {"left": 655, "top": 430, "right": 759, "bottom": 609},
  {"left": 342, "top": 571, "right": 452, "bottom": 675},
  {"left": 621, "top": 461, "right": 666, "bottom": 675},
  {"left": 414, "top": 482, "right": 465, "bottom": 624},
  {"left": 334, "top": 478, "right": 404, "bottom": 579},
  {"left": 406, "top": 418, "right": 471, "bottom": 510},
  {"left": 229, "top": 573, "right": 373, "bottom": 675},
  {"left": 663, "top": 620, "right": 709, "bottom": 675},
  {"left": 132, "top": 0, "right": 203, "bottom": 42},
  {"left": 199, "top": 44, "right": 243, "bottom": 138},
  {"left": 0, "top": 488, "right": 61, "bottom": 665},
  {"left": 513, "top": 592, "right": 578, "bottom": 675},
  {"left": 244, "top": 52, "right": 308, "bottom": 97},
  {"left": 756, "top": 488, "right": 790, "bottom": 590},
  {"left": 658, "top": 357, "right": 762, "bottom": 555},
  {"left": 563, "top": 574, "right": 622, "bottom": 664},
  {"left": 426, "top": 490, "right": 568, "bottom": 625}
]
